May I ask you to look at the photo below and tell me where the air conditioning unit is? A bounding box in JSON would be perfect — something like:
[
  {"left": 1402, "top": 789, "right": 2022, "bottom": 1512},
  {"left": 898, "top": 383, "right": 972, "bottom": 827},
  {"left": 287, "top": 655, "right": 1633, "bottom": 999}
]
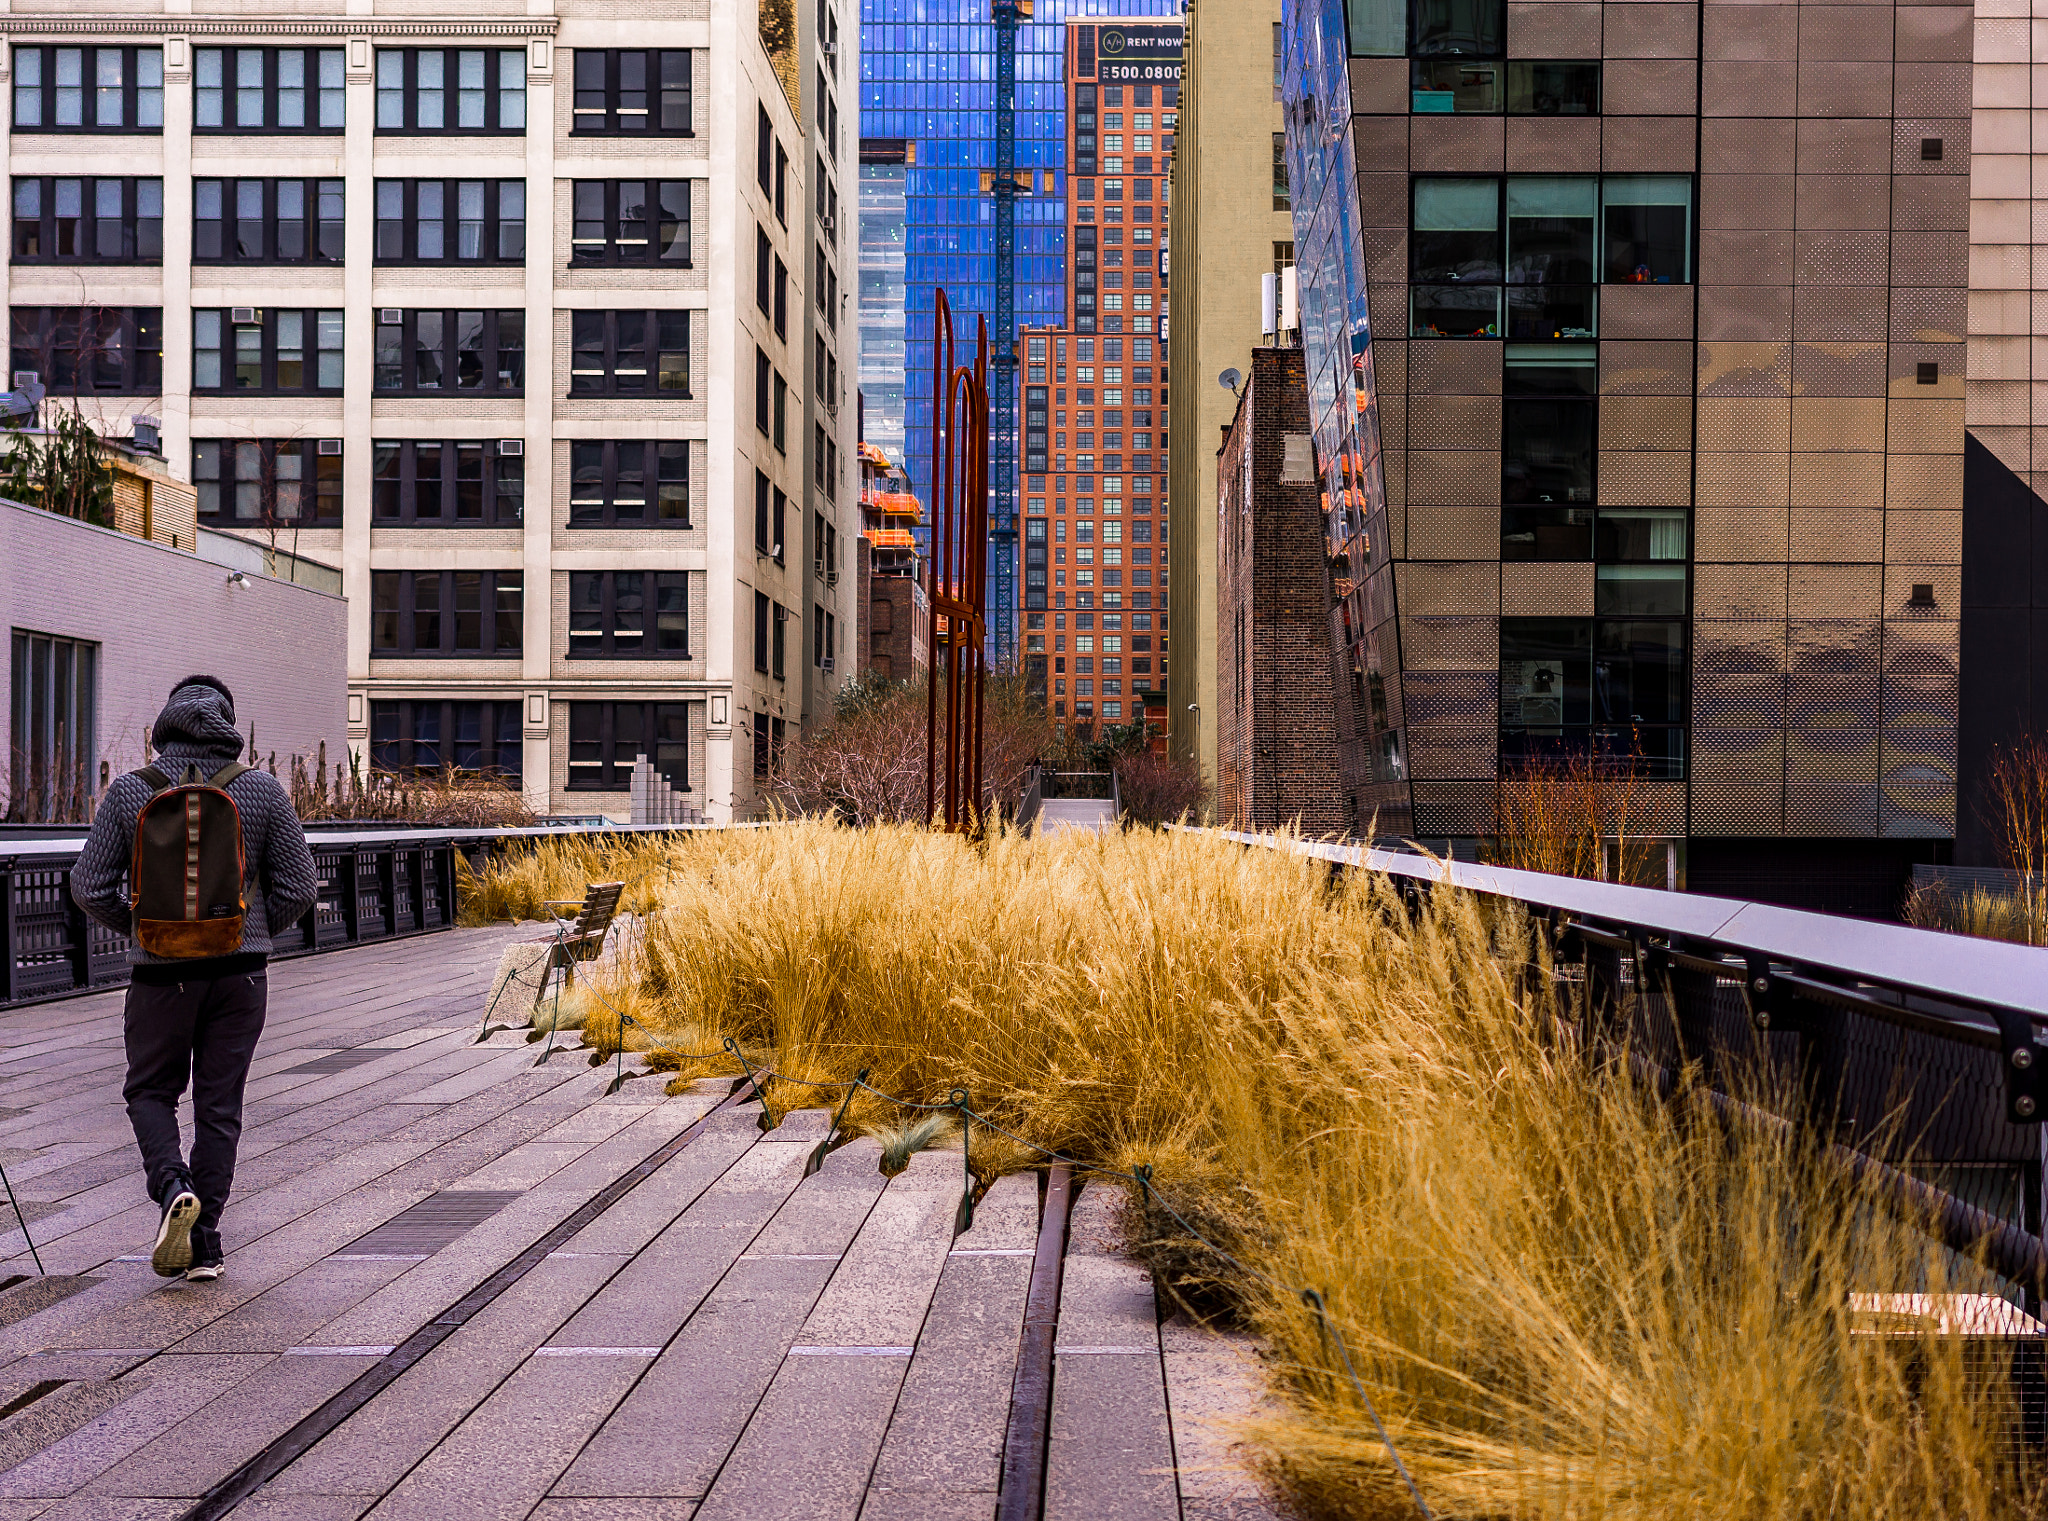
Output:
[
  {"left": 379, "top": 309, "right": 402, "bottom": 325},
  {"left": 774, "top": 604, "right": 790, "bottom": 621},
  {"left": 822, "top": 654, "right": 836, "bottom": 671},
  {"left": 826, "top": 570, "right": 839, "bottom": 586},
  {"left": 821, "top": 39, "right": 838, "bottom": 58},
  {"left": 317, "top": 438, "right": 342, "bottom": 456},
  {"left": 499, "top": 438, "right": 524, "bottom": 456},
  {"left": 772, "top": 543, "right": 784, "bottom": 559},
  {"left": 230, "top": 306, "right": 259, "bottom": 325},
  {"left": 12, "top": 371, "right": 38, "bottom": 389},
  {"left": 821, "top": 215, "right": 835, "bottom": 236}
]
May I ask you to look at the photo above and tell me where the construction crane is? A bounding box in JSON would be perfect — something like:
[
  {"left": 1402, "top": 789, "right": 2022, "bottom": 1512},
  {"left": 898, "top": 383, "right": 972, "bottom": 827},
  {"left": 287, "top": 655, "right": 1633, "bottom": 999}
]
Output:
[{"left": 982, "top": 0, "right": 1031, "bottom": 672}]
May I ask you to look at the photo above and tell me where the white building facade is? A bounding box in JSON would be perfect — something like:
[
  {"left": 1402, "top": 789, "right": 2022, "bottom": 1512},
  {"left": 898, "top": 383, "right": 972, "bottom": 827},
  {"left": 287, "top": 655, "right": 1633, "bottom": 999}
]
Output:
[{"left": 0, "top": 0, "right": 857, "bottom": 822}]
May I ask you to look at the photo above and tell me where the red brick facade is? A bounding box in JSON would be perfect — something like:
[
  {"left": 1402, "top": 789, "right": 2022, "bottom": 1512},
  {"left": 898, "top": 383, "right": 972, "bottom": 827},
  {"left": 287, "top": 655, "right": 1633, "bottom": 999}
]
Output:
[{"left": 1217, "top": 347, "right": 1347, "bottom": 836}]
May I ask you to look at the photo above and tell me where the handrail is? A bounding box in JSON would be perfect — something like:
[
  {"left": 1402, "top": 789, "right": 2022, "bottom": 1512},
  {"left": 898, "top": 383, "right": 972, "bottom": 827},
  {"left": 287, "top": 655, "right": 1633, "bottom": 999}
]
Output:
[{"left": 1194, "top": 829, "right": 2048, "bottom": 1022}]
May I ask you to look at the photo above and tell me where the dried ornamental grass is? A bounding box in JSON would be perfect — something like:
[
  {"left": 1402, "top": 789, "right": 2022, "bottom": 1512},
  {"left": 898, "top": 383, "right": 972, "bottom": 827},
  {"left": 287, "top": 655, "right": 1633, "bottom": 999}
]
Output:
[{"left": 462, "top": 820, "right": 2042, "bottom": 1519}]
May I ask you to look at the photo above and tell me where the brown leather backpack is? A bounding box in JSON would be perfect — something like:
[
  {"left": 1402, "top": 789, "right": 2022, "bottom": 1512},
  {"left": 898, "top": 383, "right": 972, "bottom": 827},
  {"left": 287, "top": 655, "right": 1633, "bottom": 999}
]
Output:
[{"left": 128, "top": 762, "right": 251, "bottom": 957}]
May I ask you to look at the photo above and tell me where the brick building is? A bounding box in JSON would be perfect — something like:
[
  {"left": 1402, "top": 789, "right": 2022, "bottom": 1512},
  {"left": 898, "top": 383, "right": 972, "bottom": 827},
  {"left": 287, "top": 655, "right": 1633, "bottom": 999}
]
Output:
[
  {"left": 1217, "top": 346, "right": 1346, "bottom": 835},
  {"left": 1019, "top": 18, "right": 1181, "bottom": 745}
]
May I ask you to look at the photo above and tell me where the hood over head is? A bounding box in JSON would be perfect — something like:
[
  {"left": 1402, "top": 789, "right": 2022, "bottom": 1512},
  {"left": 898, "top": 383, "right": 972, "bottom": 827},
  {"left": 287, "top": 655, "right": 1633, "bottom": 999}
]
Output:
[{"left": 150, "top": 681, "right": 245, "bottom": 768}]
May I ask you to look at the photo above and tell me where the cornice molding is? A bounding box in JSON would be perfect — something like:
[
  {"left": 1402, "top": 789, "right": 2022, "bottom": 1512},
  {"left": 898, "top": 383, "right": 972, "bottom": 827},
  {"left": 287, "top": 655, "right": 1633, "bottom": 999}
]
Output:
[{"left": 0, "top": 16, "right": 558, "bottom": 37}]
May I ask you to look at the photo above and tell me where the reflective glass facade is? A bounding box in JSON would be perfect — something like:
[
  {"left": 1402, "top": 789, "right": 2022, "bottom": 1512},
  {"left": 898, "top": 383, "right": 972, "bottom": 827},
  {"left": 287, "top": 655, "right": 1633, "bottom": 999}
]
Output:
[
  {"left": 857, "top": 155, "right": 908, "bottom": 467},
  {"left": 859, "top": 0, "right": 1180, "bottom": 511}
]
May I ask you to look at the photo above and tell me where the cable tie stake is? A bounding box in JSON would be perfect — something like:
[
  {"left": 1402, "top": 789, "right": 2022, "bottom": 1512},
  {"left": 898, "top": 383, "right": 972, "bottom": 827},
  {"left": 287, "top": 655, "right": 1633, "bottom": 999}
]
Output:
[
  {"left": 1300, "top": 1289, "right": 1433, "bottom": 1520},
  {"left": 807, "top": 1066, "right": 869, "bottom": 1177},
  {"left": 951, "top": 1088, "right": 974, "bottom": 1238},
  {"left": 1, "top": 1164, "right": 43, "bottom": 1276}
]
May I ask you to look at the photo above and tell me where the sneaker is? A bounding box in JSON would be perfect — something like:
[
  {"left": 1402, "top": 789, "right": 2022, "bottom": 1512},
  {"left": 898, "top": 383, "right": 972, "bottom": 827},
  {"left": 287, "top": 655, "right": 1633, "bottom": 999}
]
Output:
[
  {"left": 184, "top": 1227, "right": 224, "bottom": 1283},
  {"left": 151, "top": 1178, "right": 201, "bottom": 1278}
]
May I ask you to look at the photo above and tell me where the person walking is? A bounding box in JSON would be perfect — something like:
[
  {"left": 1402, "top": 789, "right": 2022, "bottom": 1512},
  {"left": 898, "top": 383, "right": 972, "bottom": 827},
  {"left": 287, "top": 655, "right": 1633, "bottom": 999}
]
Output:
[{"left": 71, "top": 677, "right": 318, "bottom": 1281}]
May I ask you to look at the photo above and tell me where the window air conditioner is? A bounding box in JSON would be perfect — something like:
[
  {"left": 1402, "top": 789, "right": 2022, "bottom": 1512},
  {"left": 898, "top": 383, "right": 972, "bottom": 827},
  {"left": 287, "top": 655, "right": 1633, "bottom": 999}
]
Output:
[
  {"left": 230, "top": 307, "right": 259, "bottom": 325},
  {"left": 317, "top": 438, "right": 342, "bottom": 455},
  {"left": 379, "top": 309, "right": 403, "bottom": 325},
  {"left": 822, "top": 654, "right": 835, "bottom": 671},
  {"left": 499, "top": 439, "right": 524, "bottom": 455},
  {"left": 12, "top": 371, "right": 37, "bottom": 389}
]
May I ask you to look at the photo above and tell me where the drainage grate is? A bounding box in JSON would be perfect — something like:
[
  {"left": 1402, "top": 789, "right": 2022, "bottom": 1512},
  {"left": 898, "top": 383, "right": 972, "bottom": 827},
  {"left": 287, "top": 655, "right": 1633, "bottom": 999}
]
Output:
[
  {"left": 284, "top": 1050, "right": 392, "bottom": 1076},
  {"left": 338, "top": 1190, "right": 523, "bottom": 1257}
]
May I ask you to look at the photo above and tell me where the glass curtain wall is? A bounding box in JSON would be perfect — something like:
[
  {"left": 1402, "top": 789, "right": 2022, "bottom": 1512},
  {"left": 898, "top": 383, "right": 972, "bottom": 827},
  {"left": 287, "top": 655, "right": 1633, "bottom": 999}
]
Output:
[{"left": 859, "top": 0, "right": 1179, "bottom": 510}]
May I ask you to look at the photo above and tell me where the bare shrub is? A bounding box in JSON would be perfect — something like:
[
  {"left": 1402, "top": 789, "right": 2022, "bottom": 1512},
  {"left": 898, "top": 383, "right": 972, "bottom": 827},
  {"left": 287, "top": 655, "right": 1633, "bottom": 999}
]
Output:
[
  {"left": 1113, "top": 746, "right": 1210, "bottom": 827},
  {"left": 1492, "top": 751, "right": 1660, "bottom": 883}
]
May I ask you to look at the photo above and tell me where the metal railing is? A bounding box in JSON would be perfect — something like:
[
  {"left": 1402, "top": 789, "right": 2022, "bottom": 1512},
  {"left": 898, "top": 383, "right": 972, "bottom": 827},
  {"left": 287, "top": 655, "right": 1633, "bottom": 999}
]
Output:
[
  {"left": 1201, "top": 829, "right": 2048, "bottom": 1312},
  {"left": 0, "top": 822, "right": 706, "bottom": 1010},
  {"left": 1039, "top": 770, "right": 1114, "bottom": 801}
]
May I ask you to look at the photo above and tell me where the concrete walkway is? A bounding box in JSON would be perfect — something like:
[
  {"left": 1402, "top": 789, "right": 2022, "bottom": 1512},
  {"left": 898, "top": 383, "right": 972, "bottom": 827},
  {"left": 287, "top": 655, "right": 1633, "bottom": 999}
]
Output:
[
  {"left": 1035, "top": 799, "right": 1118, "bottom": 836},
  {"left": 0, "top": 927, "right": 1280, "bottom": 1521}
]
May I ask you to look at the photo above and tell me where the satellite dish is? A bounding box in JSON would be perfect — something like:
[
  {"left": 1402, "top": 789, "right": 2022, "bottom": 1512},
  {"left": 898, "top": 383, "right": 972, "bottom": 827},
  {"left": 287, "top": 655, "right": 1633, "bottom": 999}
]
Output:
[{"left": 1218, "top": 368, "right": 1241, "bottom": 393}]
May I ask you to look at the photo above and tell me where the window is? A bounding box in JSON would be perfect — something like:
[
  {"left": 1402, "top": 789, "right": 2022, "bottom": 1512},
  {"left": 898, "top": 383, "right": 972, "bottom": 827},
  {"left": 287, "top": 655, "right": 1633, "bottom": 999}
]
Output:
[
  {"left": 372, "top": 440, "right": 525, "bottom": 525},
  {"left": 12, "top": 178, "right": 162, "bottom": 263},
  {"left": 193, "top": 309, "right": 343, "bottom": 394},
  {"left": 9, "top": 307, "right": 160, "bottom": 394},
  {"left": 371, "top": 571, "right": 523, "bottom": 657},
  {"left": 569, "top": 440, "right": 691, "bottom": 526},
  {"left": 758, "top": 104, "right": 774, "bottom": 192},
  {"left": 775, "top": 144, "right": 788, "bottom": 224},
  {"left": 1501, "top": 345, "right": 1594, "bottom": 516},
  {"left": 754, "top": 591, "right": 771, "bottom": 672},
  {"left": 570, "top": 310, "right": 688, "bottom": 396},
  {"left": 372, "top": 699, "right": 523, "bottom": 777},
  {"left": 756, "top": 225, "right": 773, "bottom": 312},
  {"left": 1412, "top": 60, "right": 1599, "bottom": 114},
  {"left": 570, "top": 181, "right": 690, "bottom": 265},
  {"left": 195, "top": 180, "right": 344, "bottom": 264},
  {"left": 12, "top": 47, "right": 162, "bottom": 132},
  {"left": 568, "top": 571, "right": 691, "bottom": 659},
  {"left": 567, "top": 702, "right": 689, "bottom": 790},
  {"left": 775, "top": 258, "right": 788, "bottom": 338},
  {"left": 193, "top": 439, "right": 342, "bottom": 525},
  {"left": 571, "top": 50, "right": 692, "bottom": 133},
  {"left": 1272, "top": 133, "right": 1289, "bottom": 210},
  {"left": 755, "top": 347, "right": 772, "bottom": 429},
  {"left": 1410, "top": 0, "right": 1504, "bottom": 57},
  {"left": 374, "top": 309, "right": 524, "bottom": 394},
  {"left": 751, "top": 471, "right": 786, "bottom": 557},
  {"left": 375, "top": 49, "right": 525, "bottom": 133},
  {"left": 7, "top": 629, "right": 97, "bottom": 824},
  {"left": 375, "top": 180, "right": 525, "bottom": 263},
  {"left": 773, "top": 372, "right": 788, "bottom": 452},
  {"left": 1500, "top": 617, "right": 1686, "bottom": 778},
  {"left": 194, "top": 48, "right": 344, "bottom": 131},
  {"left": 1603, "top": 177, "right": 1693, "bottom": 285},
  {"left": 1413, "top": 175, "right": 1675, "bottom": 338}
]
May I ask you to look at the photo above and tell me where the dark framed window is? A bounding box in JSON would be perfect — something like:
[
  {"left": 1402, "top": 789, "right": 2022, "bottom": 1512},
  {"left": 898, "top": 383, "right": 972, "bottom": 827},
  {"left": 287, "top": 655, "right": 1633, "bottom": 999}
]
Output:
[
  {"left": 375, "top": 180, "right": 525, "bottom": 263},
  {"left": 753, "top": 590, "right": 771, "bottom": 673},
  {"left": 570, "top": 181, "right": 690, "bottom": 265},
  {"left": 12, "top": 46, "right": 162, "bottom": 132},
  {"left": 1501, "top": 345, "right": 1595, "bottom": 512},
  {"left": 567, "top": 701, "right": 689, "bottom": 790},
  {"left": 757, "top": 104, "right": 773, "bottom": 192},
  {"left": 568, "top": 571, "right": 691, "bottom": 659},
  {"left": 755, "top": 347, "right": 771, "bottom": 431},
  {"left": 756, "top": 224, "right": 773, "bottom": 311},
  {"left": 1410, "top": 174, "right": 1694, "bottom": 339},
  {"left": 8, "top": 629, "right": 97, "bottom": 824},
  {"left": 9, "top": 306, "right": 160, "bottom": 394},
  {"left": 571, "top": 50, "right": 692, "bottom": 133},
  {"left": 194, "top": 308, "right": 342, "bottom": 394},
  {"left": 568, "top": 440, "right": 691, "bottom": 526},
  {"left": 193, "top": 439, "right": 342, "bottom": 525},
  {"left": 12, "top": 177, "right": 162, "bottom": 263},
  {"left": 375, "top": 49, "right": 526, "bottom": 134},
  {"left": 569, "top": 310, "right": 688, "bottom": 396},
  {"left": 1500, "top": 617, "right": 1686, "bottom": 778},
  {"left": 752, "top": 470, "right": 785, "bottom": 559},
  {"left": 371, "top": 570, "right": 523, "bottom": 656},
  {"left": 375, "top": 309, "right": 524, "bottom": 394},
  {"left": 1410, "top": 0, "right": 1504, "bottom": 57},
  {"left": 194, "top": 47, "right": 344, "bottom": 132},
  {"left": 373, "top": 440, "right": 525, "bottom": 525},
  {"left": 1411, "top": 59, "right": 1599, "bottom": 114},
  {"left": 371, "top": 699, "right": 522, "bottom": 777},
  {"left": 194, "top": 180, "right": 344, "bottom": 264}
]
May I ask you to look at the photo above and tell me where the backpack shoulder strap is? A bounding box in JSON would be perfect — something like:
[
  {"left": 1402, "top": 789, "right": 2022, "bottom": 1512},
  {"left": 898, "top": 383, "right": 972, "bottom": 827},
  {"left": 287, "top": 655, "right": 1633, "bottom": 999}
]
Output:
[
  {"left": 134, "top": 765, "right": 172, "bottom": 794},
  {"left": 207, "top": 763, "right": 252, "bottom": 789}
]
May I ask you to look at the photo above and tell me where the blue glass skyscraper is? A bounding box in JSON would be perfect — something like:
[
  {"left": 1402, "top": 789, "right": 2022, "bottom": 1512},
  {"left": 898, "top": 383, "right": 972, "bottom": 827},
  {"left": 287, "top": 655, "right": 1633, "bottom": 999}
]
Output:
[{"left": 859, "top": 0, "right": 1180, "bottom": 549}]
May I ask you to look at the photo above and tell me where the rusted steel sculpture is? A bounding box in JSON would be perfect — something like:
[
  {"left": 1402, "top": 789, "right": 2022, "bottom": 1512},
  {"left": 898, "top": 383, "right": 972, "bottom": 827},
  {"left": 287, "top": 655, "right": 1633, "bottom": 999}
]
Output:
[{"left": 924, "top": 289, "right": 989, "bottom": 831}]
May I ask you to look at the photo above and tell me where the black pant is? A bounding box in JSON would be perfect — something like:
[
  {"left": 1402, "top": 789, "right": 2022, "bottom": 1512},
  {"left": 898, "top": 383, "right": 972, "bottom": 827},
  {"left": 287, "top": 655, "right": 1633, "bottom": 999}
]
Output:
[{"left": 122, "top": 971, "right": 267, "bottom": 1233}]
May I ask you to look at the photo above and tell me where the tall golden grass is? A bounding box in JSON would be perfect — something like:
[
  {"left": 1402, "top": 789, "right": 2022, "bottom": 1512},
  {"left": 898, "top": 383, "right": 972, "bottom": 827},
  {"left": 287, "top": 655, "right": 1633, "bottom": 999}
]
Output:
[{"left": 464, "top": 822, "right": 2040, "bottom": 1519}]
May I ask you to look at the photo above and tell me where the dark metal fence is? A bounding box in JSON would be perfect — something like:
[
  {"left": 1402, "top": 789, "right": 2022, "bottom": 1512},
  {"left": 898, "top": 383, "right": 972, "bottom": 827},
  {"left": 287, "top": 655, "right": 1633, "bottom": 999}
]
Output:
[
  {"left": 1208, "top": 830, "right": 2048, "bottom": 1311},
  {"left": 1040, "top": 770, "right": 1113, "bottom": 801},
  {"left": 0, "top": 823, "right": 704, "bottom": 1010}
]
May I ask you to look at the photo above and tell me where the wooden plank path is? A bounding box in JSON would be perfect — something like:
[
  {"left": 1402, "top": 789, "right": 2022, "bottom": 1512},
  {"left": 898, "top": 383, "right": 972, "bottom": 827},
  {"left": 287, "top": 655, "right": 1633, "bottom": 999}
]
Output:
[{"left": 0, "top": 927, "right": 1282, "bottom": 1521}]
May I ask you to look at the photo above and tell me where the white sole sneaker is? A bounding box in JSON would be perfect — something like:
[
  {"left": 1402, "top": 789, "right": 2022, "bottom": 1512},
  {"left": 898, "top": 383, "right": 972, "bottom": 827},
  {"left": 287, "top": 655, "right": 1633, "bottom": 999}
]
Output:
[
  {"left": 151, "top": 1189, "right": 201, "bottom": 1278},
  {"left": 184, "top": 1261, "right": 223, "bottom": 1283}
]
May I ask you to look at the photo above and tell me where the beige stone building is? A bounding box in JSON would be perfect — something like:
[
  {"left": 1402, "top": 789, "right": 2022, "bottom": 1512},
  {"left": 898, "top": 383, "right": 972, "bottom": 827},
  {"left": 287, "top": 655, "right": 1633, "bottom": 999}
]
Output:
[{"left": 0, "top": 0, "right": 859, "bottom": 821}]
